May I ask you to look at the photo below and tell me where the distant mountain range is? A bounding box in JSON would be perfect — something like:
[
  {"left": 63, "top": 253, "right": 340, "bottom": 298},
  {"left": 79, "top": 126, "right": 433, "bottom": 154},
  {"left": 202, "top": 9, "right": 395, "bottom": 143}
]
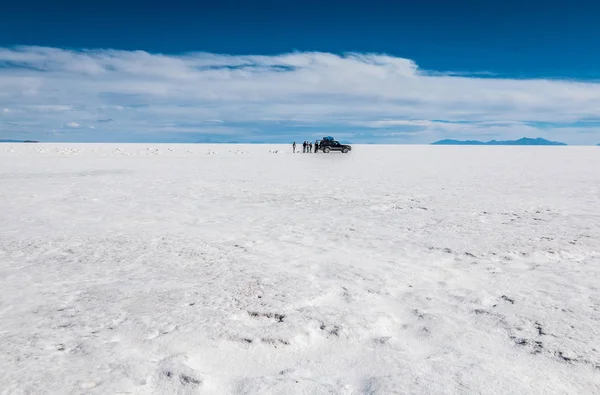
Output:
[
  {"left": 432, "top": 137, "right": 567, "bottom": 146},
  {"left": 0, "top": 139, "right": 39, "bottom": 143}
]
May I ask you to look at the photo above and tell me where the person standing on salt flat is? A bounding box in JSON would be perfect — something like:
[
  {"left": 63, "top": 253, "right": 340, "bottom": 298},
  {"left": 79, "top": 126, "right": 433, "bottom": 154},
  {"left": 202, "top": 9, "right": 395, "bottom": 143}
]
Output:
[{"left": 292, "top": 142, "right": 296, "bottom": 153}]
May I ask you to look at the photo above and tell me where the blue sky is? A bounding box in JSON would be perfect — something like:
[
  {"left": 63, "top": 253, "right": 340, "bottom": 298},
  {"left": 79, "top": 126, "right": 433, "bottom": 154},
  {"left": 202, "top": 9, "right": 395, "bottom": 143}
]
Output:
[{"left": 2, "top": 0, "right": 600, "bottom": 144}]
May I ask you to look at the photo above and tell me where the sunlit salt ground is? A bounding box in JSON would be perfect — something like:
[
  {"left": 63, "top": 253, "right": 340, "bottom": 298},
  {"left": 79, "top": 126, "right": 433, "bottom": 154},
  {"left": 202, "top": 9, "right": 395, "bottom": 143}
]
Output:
[{"left": 0, "top": 143, "right": 599, "bottom": 394}]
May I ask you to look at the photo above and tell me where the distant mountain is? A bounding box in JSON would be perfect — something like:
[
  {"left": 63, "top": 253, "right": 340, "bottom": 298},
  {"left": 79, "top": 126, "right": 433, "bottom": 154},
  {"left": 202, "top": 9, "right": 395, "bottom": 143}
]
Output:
[
  {"left": 432, "top": 137, "right": 567, "bottom": 146},
  {"left": 0, "top": 139, "right": 39, "bottom": 143}
]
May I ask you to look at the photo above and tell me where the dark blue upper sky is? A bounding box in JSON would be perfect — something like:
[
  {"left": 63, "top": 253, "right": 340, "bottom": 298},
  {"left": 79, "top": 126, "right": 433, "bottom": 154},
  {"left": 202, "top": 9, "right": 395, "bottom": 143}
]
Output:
[{"left": 2, "top": 0, "right": 600, "bottom": 79}]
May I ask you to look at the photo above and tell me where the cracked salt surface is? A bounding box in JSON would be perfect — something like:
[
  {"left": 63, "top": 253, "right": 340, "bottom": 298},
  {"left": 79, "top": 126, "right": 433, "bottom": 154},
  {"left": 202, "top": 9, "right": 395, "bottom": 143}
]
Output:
[{"left": 0, "top": 144, "right": 599, "bottom": 394}]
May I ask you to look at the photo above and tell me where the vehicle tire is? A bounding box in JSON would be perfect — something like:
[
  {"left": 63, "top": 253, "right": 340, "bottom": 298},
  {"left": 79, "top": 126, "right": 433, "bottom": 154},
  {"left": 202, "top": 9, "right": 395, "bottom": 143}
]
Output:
[
  {"left": 323, "top": 147, "right": 330, "bottom": 153},
  {"left": 342, "top": 148, "right": 349, "bottom": 153}
]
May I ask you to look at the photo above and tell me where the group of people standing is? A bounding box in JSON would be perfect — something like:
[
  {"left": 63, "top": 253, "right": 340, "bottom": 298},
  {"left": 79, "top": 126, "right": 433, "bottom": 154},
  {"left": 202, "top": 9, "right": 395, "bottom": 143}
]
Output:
[{"left": 292, "top": 141, "right": 319, "bottom": 153}]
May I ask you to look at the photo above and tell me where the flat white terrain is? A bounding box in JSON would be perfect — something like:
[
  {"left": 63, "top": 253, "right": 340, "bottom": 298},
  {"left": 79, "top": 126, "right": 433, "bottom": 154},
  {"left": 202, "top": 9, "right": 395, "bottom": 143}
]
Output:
[{"left": 1, "top": 144, "right": 599, "bottom": 394}]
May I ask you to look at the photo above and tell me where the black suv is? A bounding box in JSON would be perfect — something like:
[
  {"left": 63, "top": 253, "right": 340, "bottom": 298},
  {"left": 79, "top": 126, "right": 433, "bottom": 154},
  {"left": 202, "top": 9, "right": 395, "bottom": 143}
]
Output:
[{"left": 317, "top": 140, "right": 352, "bottom": 153}]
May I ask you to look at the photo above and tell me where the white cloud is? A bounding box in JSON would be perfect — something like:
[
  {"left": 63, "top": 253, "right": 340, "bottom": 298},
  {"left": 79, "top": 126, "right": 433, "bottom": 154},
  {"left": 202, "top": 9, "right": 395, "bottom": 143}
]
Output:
[
  {"left": 359, "top": 120, "right": 435, "bottom": 128},
  {"left": 27, "top": 105, "right": 72, "bottom": 112},
  {"left": 67, "top": 122, "right": 80, "bottom": 128},
  {"left": 2, "top": 108, "right": 9, "bottom": 113},
  {"left": 1, "top": 46, "right": 600, "bottom": 143}
]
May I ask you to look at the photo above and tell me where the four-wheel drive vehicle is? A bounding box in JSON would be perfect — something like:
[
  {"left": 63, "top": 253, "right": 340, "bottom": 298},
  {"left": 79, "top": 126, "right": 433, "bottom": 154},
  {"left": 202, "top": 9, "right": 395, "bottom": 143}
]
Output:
[{"left": 317, "top": 140, "right": 352, "bottom": 153}]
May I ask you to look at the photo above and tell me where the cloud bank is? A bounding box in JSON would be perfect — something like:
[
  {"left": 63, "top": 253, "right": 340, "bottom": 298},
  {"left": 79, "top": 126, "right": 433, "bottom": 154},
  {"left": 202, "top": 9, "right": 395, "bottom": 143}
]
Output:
[{"left": 1, "top": 46, "right": 600, "bottom": 143}]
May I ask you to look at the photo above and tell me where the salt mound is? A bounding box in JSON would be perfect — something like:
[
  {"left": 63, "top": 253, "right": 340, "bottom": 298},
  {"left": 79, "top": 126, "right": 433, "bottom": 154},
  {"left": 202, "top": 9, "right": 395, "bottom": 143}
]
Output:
[
  {"left": 55, "top": 148, "right": 83, "bottom": 155},
  {"left": 145, "top": 148, "right": 160, "bottom": 155}
]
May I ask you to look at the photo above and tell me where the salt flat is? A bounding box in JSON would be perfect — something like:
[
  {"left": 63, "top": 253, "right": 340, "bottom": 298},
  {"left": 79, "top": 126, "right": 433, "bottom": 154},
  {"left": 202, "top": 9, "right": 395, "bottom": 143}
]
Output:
[{"left": 0, "top": 143, "right": 599, "bottom": 395}]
